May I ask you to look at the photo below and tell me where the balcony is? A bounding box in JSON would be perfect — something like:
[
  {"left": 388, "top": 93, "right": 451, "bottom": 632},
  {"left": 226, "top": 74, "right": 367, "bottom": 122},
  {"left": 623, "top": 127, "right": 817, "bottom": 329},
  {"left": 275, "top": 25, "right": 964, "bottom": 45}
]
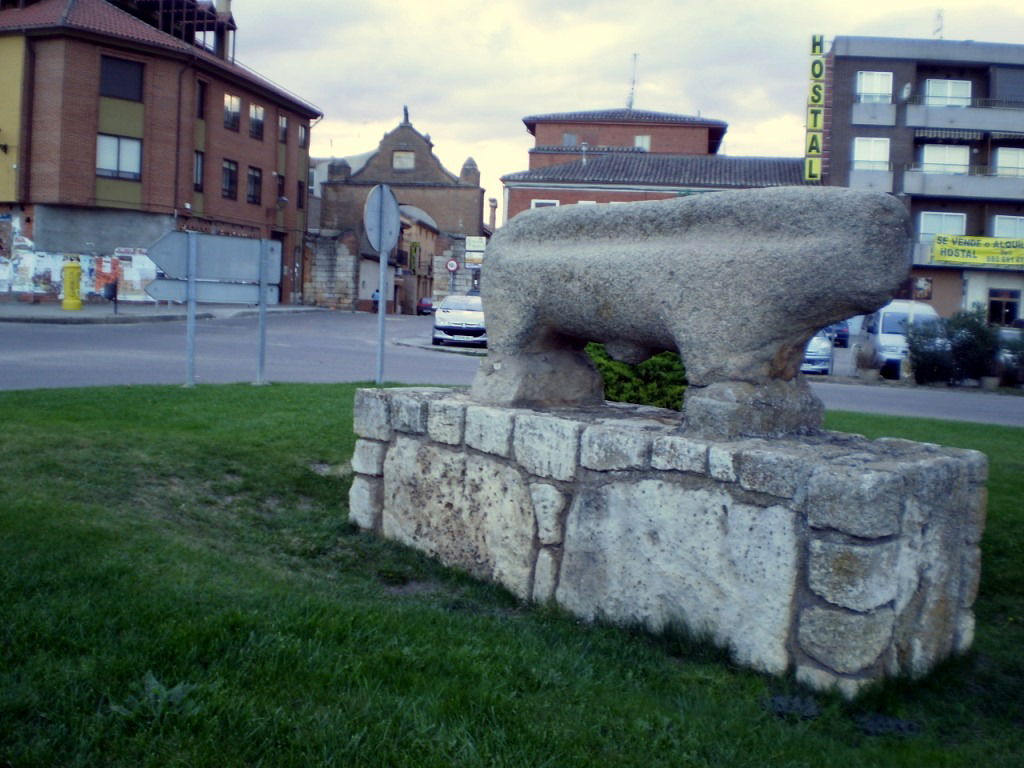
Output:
[
  {"left": 906, "top": 97, "right": 1024, "bottom": 134},
  {"left": 851, "top": 102, "right": 896, "bottom": 126},
  {"left": 902, "top": 164, "right": 1024, "bottom": 201}
]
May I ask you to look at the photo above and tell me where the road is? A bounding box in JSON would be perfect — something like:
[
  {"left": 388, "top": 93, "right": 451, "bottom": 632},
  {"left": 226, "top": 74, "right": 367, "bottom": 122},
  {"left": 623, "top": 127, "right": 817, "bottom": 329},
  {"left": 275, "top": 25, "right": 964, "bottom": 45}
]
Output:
[{"left": 1, "top": 310, "right": 1022, "bottom": 427}]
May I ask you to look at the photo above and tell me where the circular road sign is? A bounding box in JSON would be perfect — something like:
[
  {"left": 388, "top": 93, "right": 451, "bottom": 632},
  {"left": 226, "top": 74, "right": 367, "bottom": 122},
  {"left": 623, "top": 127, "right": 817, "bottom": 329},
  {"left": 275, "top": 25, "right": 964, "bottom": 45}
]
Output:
[
  {"left": 363, "top": 184, "right": 401, "bottom": 255},
  {"left": 446, "top": 258, "right": 459, "bottom": 273}
]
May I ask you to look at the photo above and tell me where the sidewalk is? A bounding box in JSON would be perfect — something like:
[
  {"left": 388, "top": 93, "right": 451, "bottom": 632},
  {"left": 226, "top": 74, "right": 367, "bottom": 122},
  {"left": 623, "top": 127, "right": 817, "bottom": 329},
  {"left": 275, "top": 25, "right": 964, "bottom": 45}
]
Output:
[{"left": 0, "top": 299, "right": 325, "bottom": 324}]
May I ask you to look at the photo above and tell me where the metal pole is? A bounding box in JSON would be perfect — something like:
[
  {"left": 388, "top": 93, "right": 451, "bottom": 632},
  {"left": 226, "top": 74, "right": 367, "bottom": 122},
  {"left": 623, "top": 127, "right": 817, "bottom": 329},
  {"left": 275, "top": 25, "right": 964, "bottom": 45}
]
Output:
[
  {"left": 256, "top": 239, "right": 268, "bottom": 386},
  {"left": 375, "top": 209, "right": 387, "bottom": 386},
  {"left": 185, "top": 230, "right": 197, "bottom": 387}
]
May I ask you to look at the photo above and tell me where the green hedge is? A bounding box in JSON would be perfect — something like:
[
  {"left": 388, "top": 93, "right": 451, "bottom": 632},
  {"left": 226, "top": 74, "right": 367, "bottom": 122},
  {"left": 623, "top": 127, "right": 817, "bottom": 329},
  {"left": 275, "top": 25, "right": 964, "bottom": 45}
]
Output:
[{"left": 585, "top": 343, "right": 687, "bottom": 410}]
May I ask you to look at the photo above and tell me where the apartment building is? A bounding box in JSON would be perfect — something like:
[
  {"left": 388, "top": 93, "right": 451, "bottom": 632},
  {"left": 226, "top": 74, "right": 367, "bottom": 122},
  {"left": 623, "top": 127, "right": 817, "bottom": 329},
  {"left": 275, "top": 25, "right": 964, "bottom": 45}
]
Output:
[
  {"left": 820, "top": 35, "right": 1024, "bottom": 322},
  {"left": 0, "top": 0, "right": 320, "bottom": 303},
  {"left": 502, "top": 108, "right": 809, "bottom": 219}
]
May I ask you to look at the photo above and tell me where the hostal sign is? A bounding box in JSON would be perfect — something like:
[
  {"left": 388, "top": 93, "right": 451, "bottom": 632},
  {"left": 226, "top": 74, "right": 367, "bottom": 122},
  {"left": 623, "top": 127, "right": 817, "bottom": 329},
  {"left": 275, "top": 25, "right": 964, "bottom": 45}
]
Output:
[{"left": 805, "top": 34, "right": 825, "bottom": 182}]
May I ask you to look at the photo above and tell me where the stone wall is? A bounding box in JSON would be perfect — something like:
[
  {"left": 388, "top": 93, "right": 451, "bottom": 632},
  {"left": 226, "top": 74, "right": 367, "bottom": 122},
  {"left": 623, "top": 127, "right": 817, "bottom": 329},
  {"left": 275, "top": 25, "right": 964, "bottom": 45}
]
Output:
[{"left": 349, "top": 387, "right": 987, "bottom": 697}]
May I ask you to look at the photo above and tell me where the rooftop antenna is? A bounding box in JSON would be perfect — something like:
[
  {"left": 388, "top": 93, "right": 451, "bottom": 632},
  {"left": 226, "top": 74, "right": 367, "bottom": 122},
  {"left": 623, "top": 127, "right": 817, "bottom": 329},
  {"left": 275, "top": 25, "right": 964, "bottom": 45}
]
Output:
[
  {"left": 934, "top": 8, "right": 944, "bottom": 39},
  {"left": 626, "top": 53, "right": 638, "bottom": 110}
]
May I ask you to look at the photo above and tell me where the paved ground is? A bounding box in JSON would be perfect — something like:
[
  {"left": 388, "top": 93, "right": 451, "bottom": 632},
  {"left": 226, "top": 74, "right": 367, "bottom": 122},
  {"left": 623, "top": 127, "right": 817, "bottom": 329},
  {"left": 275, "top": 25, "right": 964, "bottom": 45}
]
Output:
[{"left": 2, "top": 299, "right": 1022, "bottom": 427}]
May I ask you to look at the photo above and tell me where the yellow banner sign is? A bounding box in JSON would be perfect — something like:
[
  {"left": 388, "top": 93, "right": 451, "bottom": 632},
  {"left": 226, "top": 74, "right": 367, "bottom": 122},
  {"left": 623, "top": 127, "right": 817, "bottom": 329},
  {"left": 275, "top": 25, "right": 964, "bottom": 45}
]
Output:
[{"left": 932, "top": 234, "right": 1024, "bottom": 267}]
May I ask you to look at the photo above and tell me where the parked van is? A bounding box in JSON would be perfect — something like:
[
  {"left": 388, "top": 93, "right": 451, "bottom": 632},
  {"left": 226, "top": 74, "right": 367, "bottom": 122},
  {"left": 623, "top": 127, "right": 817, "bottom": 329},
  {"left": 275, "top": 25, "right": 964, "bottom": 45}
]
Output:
[{"left": 858, "top": 300, "right": 942, "bottom": 379}]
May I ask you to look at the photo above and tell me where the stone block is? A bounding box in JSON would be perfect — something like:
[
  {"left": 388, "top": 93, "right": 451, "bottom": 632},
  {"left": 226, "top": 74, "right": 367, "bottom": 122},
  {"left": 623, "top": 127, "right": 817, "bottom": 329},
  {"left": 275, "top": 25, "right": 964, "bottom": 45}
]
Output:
[
  {"left": 530, "top": 483, "right": 568, "bottom": 545},
  {"left": 533, "top": 548, "right": 559, "bottom": 603},
  {"left": 513, "top": 412, "right": 582, "bottom": 481},
  {"left": 651, "top": 435, "right": 709, "bottom": 474},
  {"left": 580, "top": 423, "right": 652, "bottom": 470},
  {"left": 808, "top": 539, "right": 900, "bottom": 612},
  {"left": 428, "top": 397, "right": 467, "bottom": 445},
  {"left": 348, "top": 475, "right": 382, "bottom": 530},
  {"left": 708, "top": 444, "right": 739, "bottom": 482},
  {"left": 390, "top": 391, "right": 430, "bottom": 433},
  {"left": 802, "top": 466, "right": 903, "bottom": 538},
  {"left": 798, "top": 605, "right": 894, "bottom": 675},
  {"left": 353, "top": 388, "right": 393, "bottom": 440},
  {"left": 738, "top": 446, "right": 812, "bottom": 499},
  {"left": 795, "top": 666, "right": 872, "bottom": 700},
  {"left": 350, "top": 439, "right": 387, "bottom": 477},
  {"left": 465, "top": 405, "right": 515, "bottom": 457},
  {"left": 556, "top": 480, "right": 799, "bottom": 674}
]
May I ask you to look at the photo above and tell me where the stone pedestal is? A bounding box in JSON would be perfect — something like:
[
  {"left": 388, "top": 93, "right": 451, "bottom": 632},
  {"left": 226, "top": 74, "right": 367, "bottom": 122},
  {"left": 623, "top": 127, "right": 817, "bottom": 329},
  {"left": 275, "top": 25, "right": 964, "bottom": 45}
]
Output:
[{"left": 349, "top": 387, "right": 987, "bottom": 698}]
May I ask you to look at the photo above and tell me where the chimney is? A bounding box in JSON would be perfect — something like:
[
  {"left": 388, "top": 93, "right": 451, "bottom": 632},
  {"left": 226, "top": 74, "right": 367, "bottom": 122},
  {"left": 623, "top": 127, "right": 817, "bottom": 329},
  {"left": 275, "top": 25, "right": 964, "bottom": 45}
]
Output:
[
  {"left": 215, "top": 0, "right": 234, "bottom": 60},
  {"left": 488, "top": 198, "right": 497, "bottom": 230}
]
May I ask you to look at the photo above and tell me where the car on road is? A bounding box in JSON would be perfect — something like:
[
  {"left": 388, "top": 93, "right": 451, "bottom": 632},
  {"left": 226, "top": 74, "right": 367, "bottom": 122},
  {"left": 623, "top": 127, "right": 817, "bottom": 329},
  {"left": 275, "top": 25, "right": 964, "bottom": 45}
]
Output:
[
  {"left": 432, "top": 294, "right": 487, "bottom": 347},
  {"left": 416, "top": 296, "right": 434, "bottom": 315},
  {"left": 801, "top": 329, "right": 833, "bottom": 374},
  {"left": 859, "top": 300, "right": 941, "bottom": 379},
  {"left": 824, "top": 319, "right": 849, "bottom": 348}
]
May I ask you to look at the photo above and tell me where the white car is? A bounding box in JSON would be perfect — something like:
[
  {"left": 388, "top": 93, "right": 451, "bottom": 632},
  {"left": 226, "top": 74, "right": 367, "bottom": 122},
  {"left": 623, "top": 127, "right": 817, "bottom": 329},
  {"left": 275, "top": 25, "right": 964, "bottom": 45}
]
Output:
[
  {"left": 432, "top": 294, "right": 487, "bottom": 347},
  {"left": 800, "top": 330, "right": 833, "bottom": 374},
  {"left": 860, "top": 300, "right": 941, "bottom": 379}
]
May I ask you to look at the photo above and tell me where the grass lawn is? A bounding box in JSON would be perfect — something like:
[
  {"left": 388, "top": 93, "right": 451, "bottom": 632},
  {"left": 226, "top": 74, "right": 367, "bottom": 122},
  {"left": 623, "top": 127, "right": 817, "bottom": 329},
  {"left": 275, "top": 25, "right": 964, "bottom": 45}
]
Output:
[{"left": 1, "top": 384, "right": 1022, "bottom": 767}]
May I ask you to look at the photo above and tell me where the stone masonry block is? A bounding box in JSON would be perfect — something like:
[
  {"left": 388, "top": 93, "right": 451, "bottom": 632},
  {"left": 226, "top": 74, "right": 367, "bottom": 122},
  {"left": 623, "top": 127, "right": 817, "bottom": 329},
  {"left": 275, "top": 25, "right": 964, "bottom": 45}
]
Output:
[
  {"left": 798, "top": 605, "right": 894, "bottom": 675},
  {"left": 390, "top": 391, "right": 430, "bottom": 433},
  {"left": 428, "top": 398, "right": 467, "bottom": 445},
  {"left": 349, "top": 475, "right": 383, "bottom": 531},
  {"left": 513, "top": 413, "right": 582, "bottom": 481},
  {"left": 530, "top": 482, "right": 568, "bottom": 545},
  {"left": 532, "top": 548, "right": 559, "bottom": 603},
  {"left": 651, "top": 435, "right": 709, "bottom": 474},
  {"left": 738, "top": 446, "right": 812, "bottom": 499},
  {"left": 465, "top": 405, "right": 515, "bottom": 457},
  {"left": 350, "top": 439, "right": 388, "bottom": 477},
  {"left": 353, "top": 388, "right": 393, "bottom": 441},
  {"left": 580, "top": 423, "right": 652, "bottom": 470},
  {"left": 808, "top": 538, "right": 900, "bottom": 612},
  {"left": 802, "top": 466, "right": 904, "bottom": 538},
  {"left": 707, "top": 444, "right": 739, "bottom": 482}
]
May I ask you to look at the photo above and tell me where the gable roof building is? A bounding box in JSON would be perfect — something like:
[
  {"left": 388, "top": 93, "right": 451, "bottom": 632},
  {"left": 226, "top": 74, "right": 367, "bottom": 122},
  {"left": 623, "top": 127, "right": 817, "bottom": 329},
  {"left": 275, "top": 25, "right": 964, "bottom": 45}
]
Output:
[{"left": 502, "top": 107, "right": 811, "bottom": 219}]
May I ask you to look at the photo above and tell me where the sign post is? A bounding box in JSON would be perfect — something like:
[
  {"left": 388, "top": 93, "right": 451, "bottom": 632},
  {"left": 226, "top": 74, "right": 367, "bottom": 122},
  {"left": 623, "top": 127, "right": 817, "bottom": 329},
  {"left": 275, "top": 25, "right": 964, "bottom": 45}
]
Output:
[{"left": 364, "top": 184, "right": 401, "bottom": 386}]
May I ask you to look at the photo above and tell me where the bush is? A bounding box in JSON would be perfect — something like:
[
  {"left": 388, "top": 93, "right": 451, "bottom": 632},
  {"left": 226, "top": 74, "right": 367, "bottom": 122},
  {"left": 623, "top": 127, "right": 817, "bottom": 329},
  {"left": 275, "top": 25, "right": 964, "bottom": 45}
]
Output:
[
  {"left": 946, "top": 305, "right": 1000, "bottom": 382},
  {"left": 585, "top": 343, "right": 687, "bottom": 410},
  {"left": 906, "top": 322, "right": 954, "bottom": 385},
  {"left": 906, "top": 304, "right": 1000, "bottom": 385}
]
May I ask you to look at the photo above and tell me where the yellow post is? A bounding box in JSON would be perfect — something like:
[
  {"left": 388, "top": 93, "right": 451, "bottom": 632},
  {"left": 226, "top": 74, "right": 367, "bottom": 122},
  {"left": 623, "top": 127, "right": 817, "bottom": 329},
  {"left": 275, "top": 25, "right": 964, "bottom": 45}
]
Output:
[{"left": 61, "top": 257, "right": 83, "bottom": 311}]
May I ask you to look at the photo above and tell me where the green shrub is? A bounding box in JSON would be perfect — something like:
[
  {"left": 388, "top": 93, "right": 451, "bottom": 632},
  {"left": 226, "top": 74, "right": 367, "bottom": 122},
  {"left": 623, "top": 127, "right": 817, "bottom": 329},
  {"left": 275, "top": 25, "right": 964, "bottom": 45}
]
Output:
[
  {"left": 585, "top": 343, "right": 687, "bottom": 410},
  {"left": 946, "top": 305, "right": 1000, "bottom": 382},
  {"left": 906, "top": 322, "right": 954, "bottom": 385}
]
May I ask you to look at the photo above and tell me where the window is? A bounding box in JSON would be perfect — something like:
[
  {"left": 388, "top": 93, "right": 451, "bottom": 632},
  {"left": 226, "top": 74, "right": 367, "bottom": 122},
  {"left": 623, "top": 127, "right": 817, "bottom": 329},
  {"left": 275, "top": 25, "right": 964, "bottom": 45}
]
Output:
[
  {"left": 919, "top": 211, "right": 966, "bottom": 242},
  {"left": 96, "top": 134, "right": 141, "bottom": 180},
  {"left": 193, "top": 151, "right": 204, "bottom": 191},
  {"left": 298, "top": 124, "right": 308, "bottom": 149},
  {"left": 921, "top": 144, "right": 969, "bottom": 174},
  {"left": 852, "top": 137, "right": 890, "bottom": 170},
  {"left": 196, "top": 80, "right": 207, "bottom": 119},
  {"left": 995, "top": 147, "right": 1024, "bottom": 177},
  {"left": 530, "top": 200, "right": 559, "bottom": 208},
  {"left": 247, "top": 166, "right": 262, "bottom": 204},
  {"left": 855, "top": 71, "right": 893, "bottom": 104},
  {"left": 994, "top": 215, "right": 1024, "bottom": 238},
  {"left": 925, "top": 79, "right": 971, "bottom": 107},
  {"left": 392, "top": 150, "right": 415, "bottom": 170},
  {"left": 221, "top": 159, "right": 238, "bottom": 199},
  {"left": 249, "top": 104, "right": 264, "bottom": 140},
  {"left": 278, "top": 115, "right": 288, "bottom": 143},
  {"left": 989, "top": 290, "right": 1020, "bottom": 326},
  {"left": 296, "top": 179, "right": 305, "bottom": 210},
  {"left": 276, "top": 174, "right": 285, "bottom": 201},
  {"left": 100, "top": 56, "right": 143, "bottom": 101},
  {"left": 562, "top": 133, "right": 577, "bottom": 147},
  {"left": 634, "top": 135, "right": 651, "bottom": 151},
  {"left": 224, "top": 94, "right": 240, "bottom": 131}
]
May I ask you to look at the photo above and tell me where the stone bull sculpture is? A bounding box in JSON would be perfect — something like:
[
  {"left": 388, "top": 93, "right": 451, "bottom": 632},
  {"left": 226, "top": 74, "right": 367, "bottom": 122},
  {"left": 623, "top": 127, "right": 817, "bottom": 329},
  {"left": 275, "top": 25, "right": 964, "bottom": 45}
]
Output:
[{"left": 471, "top": 186, "right": 912, "bottom": 437}]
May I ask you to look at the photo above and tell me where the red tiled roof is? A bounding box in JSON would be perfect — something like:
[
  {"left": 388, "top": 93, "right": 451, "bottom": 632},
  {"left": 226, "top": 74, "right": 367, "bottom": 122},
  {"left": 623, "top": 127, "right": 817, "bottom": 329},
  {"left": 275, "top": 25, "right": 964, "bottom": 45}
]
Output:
[{"left": 0, "top": 0, "right": 320, "bottom": 117}]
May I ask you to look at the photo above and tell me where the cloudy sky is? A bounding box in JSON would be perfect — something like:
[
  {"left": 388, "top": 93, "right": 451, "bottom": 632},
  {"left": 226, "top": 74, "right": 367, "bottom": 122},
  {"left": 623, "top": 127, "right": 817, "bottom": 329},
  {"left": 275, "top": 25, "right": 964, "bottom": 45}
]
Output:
[{"left": 232, "top": 0, "right": 1024, "bottom": 224}]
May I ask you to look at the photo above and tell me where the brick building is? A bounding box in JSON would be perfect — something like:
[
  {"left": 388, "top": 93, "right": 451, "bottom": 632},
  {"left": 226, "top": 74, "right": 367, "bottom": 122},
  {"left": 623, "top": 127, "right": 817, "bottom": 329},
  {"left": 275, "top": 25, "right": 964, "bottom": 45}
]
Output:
[
  {"left": 0, "top": 0, "right": 320, "bottom": 303},
  {"left": 502, "top": 108, "right": 809, "bottom": 219},
  {"left": 307, "top": 109, "right": 487, "bottom": 311},
  {"left": 817, "top": 35, "right": 1024, "bottom": 321}
]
